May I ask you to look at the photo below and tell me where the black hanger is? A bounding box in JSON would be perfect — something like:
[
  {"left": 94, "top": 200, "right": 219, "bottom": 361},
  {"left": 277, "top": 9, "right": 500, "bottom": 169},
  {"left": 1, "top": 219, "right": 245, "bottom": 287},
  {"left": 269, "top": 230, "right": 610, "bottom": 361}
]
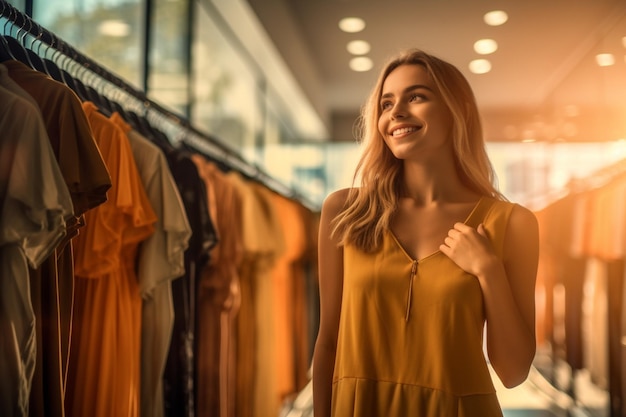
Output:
[
  {"left": 0, "top": 36, "right": 16, "bottom": 62},
  {"left": 26, "top": 48, "right": 47, "bottom": 73},
  {"left": 85, "top": 84, "right": 114, "bottom": 116},
  {"left": 60, "top": 69, "right": 89, "bottom": 101},
  {"left": 126, "top": 110, "right": 178, "bottom": 155},
  {"left": 61, "top": 59, "right": 95, "bottom": 102},
  {"left": 109, "top": 95, "right": 128, "bottom": 119},
  {"left": 4, "top": 36, "right": 32, "bottom": 67},
  {"left": 43, "top": 58, "right": 64, "bottom": 83},
  {"left": 21, "top": 20, "right": 48, "bottom": 73},
  {"left": 127, "top": 110, "right": 156, "bottom": 137},
  {"left": 0, "top": 3, "right": 17, "bottom": 62},
  {"left": 152, "top": 127, "right": 177, "bottom": 154}
]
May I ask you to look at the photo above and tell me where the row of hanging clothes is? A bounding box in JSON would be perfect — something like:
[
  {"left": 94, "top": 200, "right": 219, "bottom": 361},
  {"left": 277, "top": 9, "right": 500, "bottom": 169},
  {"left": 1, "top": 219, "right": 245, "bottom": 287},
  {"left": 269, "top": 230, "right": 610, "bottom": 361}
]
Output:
[
  {"left": 0, "top": 2, "right": 320, "bottom": 417},
  {"left": 533, "top": 159, "right": 626, "bottom": 417}
]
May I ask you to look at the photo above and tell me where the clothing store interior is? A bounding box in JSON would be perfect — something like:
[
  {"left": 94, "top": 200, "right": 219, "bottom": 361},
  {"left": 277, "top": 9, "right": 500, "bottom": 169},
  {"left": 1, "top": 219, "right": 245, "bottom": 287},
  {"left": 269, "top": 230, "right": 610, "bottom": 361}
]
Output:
[{"left": 1, "top": 0, "right": 626, "bottom": 416}]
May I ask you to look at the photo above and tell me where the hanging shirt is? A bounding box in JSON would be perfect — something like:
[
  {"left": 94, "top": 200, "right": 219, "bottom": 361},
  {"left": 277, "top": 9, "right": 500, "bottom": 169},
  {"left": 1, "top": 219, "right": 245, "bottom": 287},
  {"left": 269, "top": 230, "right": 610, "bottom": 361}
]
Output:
[
  {"left": 0, "top": 86, "right": 73, "bottom": 417},
  {"left": 4, "top": 59, "right": 111, "bottom": 417},
  {"left": 3, "top": 60, "right": 110, "bottom": 212},
  {"left": 163, "top": 149, "right": 217, "bottom": 417},
  {"left": 109, "top": 112, "right": 192, "bottom": 417},
  {"left": 66, "top": 101, "right": 156, "bottom": 417},
  {"left": 191, "top": 155, "right": 244, "bottom": 417},
  {"left": 225, "top": 173, "right": 285, "bottom": 417}
]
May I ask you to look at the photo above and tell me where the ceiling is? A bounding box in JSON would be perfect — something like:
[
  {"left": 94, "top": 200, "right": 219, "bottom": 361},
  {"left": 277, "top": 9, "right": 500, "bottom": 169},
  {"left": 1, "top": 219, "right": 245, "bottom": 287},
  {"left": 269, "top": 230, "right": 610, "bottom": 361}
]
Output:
[{"left": 246, "top": 0, "right": 626, "bottom": 143}]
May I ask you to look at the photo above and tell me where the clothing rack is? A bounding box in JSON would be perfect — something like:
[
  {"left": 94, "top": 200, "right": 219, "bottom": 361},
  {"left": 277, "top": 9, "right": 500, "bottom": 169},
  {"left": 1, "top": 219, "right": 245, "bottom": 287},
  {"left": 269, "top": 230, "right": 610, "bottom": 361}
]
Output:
[
  {"left": 525, "top": 155, "right": 626, "bottom": 212},
  {"left": 0, "top": 0, "right": 318, "bottom": 211},
  {"left": 572, "top": 156, "right": 626, "bottom": 191}
]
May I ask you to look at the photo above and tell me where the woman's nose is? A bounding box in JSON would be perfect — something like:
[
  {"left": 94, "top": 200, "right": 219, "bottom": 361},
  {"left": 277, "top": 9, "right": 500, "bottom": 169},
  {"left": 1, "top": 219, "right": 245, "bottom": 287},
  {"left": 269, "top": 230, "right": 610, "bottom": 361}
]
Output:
[{"left": 391, "top": 102, "right": 406, "bottom": 119}]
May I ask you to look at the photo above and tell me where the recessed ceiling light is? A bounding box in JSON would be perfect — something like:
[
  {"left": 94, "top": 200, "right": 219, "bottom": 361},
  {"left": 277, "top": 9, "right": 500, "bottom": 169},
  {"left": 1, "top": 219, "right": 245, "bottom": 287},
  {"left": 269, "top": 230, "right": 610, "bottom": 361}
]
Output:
[
  {"left": 469, "top": 59, "right": 491, "bottom": 74},
  {"left": 350, "top": 56, "right": 373, "bottom": 72},
  {"left": 484, "top": 10, "right": 508, "bottom": 26},
  {"left": 596, "top": 53, "right": 615, "bottom": 66},
  {"left": 339, "top": 17, "right": 366, "bottom": 33},
  {"left": 347, "top": 40, "right": 371, "bottom": 55},
  {"left": 474, "top": 39, "right": 498, "bottom": 55}
]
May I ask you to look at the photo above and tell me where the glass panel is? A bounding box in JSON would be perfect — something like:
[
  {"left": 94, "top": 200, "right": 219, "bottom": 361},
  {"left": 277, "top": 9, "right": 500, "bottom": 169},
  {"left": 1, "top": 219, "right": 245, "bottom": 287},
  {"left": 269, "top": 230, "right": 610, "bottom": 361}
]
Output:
[
  {"left": 147, "top": 0, "right": 190, "bottom": 116},
  {"left": 32, "top": 0, "right": 143, "bottom": 88},
  {"left": 5, "top": 0, "right": 26, "bottom": 10},
  {"left": 268, "top": 141, "right": 625, "bottom": 210},
  {"left": 190, "top": 2, "right": 261, "bottom": 160},
  {"left": 487, "top": 141, "right": 625, "bottom": 206}
]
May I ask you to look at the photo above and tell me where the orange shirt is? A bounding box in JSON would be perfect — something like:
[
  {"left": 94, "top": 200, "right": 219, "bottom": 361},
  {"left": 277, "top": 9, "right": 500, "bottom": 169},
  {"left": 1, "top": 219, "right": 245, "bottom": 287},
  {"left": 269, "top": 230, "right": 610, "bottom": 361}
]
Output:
[{"left": 67, "top": 102, "right": 156, "bottom": 417}]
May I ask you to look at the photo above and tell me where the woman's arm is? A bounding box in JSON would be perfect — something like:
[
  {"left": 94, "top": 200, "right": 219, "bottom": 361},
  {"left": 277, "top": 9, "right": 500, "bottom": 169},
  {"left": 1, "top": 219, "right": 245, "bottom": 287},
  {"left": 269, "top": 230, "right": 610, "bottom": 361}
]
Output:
[
  {"left": 440, "top": 204, "right": 539, "bottom": 388},
  {"left": 312, "top": 189, "right": 348, "bottom": 417}
]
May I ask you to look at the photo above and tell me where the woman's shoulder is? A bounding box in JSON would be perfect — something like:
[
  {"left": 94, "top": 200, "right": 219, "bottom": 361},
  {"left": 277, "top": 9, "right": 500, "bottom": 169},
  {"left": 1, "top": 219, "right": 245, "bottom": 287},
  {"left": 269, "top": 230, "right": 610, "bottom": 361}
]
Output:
[
  {"left": 322, "top": 188, "right": 353, "bottom": 214},
  {"left": 484, "top": 196, "right": 538, "bottom": 233}
]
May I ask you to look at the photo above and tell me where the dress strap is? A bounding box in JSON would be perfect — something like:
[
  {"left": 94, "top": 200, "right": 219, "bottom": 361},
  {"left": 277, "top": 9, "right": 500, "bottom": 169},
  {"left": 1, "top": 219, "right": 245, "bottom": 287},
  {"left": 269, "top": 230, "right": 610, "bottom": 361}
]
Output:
[{"left": 464, "top": 197, "right": 496, "bottom": 228}]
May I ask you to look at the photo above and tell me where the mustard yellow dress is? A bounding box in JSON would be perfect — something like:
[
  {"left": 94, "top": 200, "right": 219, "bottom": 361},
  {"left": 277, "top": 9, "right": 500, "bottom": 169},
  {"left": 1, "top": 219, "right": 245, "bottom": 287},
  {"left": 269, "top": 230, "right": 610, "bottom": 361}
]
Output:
[{"left": 332, "top": 197, "right": 514, "bottom": 416}]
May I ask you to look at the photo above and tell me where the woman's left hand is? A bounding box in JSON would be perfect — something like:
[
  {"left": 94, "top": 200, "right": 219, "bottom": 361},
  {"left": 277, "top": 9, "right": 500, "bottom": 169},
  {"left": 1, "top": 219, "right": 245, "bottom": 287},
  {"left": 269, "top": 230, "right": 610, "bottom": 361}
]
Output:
[{"left": 439, "top": 223, "right": 498, "bottom": 277}]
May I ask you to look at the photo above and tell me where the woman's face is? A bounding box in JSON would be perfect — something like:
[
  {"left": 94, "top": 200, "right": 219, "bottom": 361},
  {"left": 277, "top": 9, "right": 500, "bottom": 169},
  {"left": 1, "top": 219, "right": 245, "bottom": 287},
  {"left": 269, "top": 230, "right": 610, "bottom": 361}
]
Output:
[{"left": 377, "top": 64, "right": 453, "bottom": 161}]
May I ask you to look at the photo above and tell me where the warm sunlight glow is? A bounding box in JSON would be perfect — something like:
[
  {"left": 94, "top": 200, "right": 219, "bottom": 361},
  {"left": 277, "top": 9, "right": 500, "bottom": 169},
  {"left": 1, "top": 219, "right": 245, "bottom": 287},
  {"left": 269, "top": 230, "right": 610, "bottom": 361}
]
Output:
[
  {"left": 563, "top": 104, "right": 580, "bottom": 117},
  {"left": 98, "top": 20, "right": 131, "bottom": 37},
  {"left": 339, "top": 17, "right": 366, "bottom": 33}
]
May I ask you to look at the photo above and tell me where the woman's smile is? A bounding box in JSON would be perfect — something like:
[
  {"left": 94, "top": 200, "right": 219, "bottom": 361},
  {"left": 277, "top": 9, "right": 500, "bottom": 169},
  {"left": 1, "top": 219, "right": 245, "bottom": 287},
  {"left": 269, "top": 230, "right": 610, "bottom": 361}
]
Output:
[{"left": 391, "top": 125, "right": 422, "bottom": 138}]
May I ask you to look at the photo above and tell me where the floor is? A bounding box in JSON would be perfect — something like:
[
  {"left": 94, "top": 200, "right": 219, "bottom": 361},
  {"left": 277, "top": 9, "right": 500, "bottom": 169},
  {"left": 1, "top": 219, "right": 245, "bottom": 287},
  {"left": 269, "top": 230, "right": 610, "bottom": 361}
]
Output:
[
  {"left": 495, "top": 351, "right": 609, "bottom": 417},
  {"left": 280, "top": 349, "right": 610, "bottom": 417}
]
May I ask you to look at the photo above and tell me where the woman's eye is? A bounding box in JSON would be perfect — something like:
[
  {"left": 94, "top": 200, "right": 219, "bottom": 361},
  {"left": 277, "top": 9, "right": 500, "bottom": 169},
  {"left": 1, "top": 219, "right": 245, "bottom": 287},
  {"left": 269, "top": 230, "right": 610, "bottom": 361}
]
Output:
[
  {"left": 381, "top": 101, "right": 393, "bottom": 110},
  {"left": 409, "top": 93, "right": 426, "bottom": 102}
]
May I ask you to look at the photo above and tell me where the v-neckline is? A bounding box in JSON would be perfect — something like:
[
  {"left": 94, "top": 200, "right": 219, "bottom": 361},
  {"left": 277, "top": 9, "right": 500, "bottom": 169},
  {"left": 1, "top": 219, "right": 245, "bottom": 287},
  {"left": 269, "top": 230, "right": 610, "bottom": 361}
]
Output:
[{"left": 388, "top": 196, "right": 486, "bottom": 263}]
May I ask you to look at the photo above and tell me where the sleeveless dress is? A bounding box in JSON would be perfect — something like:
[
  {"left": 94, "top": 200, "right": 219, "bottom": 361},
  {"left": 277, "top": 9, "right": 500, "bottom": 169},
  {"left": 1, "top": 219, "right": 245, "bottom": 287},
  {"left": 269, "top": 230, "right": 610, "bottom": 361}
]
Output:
[{"left": 332, "top": 197, "right": 515, "bottom": 416}]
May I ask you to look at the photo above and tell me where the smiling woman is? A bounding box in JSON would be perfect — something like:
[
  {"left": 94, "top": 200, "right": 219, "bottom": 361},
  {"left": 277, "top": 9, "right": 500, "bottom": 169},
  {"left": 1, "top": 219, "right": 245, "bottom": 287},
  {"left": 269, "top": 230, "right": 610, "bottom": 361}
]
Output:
[
  {"left": 377, "top": 65, "right": 452, "bottom": 161},
  {"left": 312, "top": 48, "right": 540, "bottom": 417}
]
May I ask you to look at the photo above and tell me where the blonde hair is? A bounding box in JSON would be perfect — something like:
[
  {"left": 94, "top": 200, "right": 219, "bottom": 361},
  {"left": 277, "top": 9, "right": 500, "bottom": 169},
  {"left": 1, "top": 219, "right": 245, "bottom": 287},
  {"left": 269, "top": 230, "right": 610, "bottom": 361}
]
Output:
[{"left": 332, "top": 48, "right": 504, "bottom": 252}]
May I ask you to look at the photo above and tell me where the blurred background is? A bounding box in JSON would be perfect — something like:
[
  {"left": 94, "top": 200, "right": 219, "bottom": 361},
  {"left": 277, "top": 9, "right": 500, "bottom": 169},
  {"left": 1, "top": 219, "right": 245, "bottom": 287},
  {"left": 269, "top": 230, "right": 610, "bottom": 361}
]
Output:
[
  {"left": 3, "top": 1, "right": 626, "bottom": 416},
  {"left": 5, "top": 0, "right": 626, "bottom": 210}
]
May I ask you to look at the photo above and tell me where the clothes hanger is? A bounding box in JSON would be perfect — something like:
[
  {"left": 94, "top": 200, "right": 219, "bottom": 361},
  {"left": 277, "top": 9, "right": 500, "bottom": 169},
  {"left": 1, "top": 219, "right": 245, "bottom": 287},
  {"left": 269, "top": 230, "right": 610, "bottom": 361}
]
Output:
[
  {"left": 0, "top": 35, "right": 15, "bottom": 61},
  {"left": 106, "top": 86, "right": 132, "bottom": 121},
  {"left": 63, "top": 60, "right": 92, "bottom": 102},
  {"left": 86, "top": 74, "right": 117, "bottom": 116},
  {"left": 24, "top": 28, "right": 48, "bottom": 74},
  {"left": 152, "top": 112, "right": 181, "bottom": 153},
  {"left": 0, "top": 8, "right": 17, "bottom": 62},
  {"left": 128, "top": 107, "right": 161, "bottom": 140},
  {"left": 5, "top": 36, "right": 31, "bottom": 65},
  {"left": 43, "top": 48, "right": 66, "bottom": 83},
  {"left": 5, "top": 18, "right": 34, "bottom": 68}
]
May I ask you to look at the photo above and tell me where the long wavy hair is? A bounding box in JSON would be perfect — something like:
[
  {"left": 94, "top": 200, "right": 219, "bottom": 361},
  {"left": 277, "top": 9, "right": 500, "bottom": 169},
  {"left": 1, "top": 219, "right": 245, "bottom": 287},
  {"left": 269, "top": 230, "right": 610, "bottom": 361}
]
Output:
[{"left": 331, "top": 48, "right": 504, "bottom": 252}]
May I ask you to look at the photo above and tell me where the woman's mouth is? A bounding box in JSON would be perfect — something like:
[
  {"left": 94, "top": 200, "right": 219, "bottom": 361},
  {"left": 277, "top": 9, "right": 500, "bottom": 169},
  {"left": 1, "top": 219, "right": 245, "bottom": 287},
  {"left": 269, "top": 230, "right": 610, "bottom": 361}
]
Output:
[{"left": 391, "top": 126, "right": 421, "bottom": 137}]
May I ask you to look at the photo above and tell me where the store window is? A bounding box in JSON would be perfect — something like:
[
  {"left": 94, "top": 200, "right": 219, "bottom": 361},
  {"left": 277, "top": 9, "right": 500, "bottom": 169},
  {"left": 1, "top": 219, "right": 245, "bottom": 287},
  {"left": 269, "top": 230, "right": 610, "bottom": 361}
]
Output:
[
  {"left": 5, "top": 0, "right": 25, "bottom": 11},
  {"left": 147, "top": 0, "right": 190, "bottom": 116},
  {"left": 32, "top": 0, "right": 144, "bottom": 88},
  {"left": 190, "top": 2, "right": 262, "bottom": 159}
]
